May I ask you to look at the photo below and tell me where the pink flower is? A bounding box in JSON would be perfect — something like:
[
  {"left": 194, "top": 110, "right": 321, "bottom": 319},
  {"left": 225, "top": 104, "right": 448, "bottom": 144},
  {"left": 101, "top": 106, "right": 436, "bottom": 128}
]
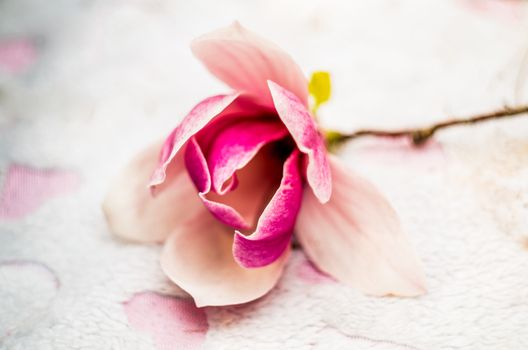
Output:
[{"left": 103, "top": 23, "right": 426, "bottom": 307}]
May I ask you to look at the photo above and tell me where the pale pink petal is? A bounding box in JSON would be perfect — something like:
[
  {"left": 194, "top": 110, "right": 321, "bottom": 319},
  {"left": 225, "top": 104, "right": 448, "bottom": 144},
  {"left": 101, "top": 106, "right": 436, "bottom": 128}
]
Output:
[
  {"left": 268, "top": 80, "right": 331, "bottom": 203},
  {"left": 233, "top": 150, "right": 302, "bottom": 268},
  {"left": 150, "top": 93, "right": 239, "bottom": 188},
  {"left": 191, "top": 22, "right": 308, "bottom": 108},
  {"left": 103, "top": 141, "right": 203, "bottom": 243},
  {"left": 207, "top": 118, "right": 288, "bottom": 193},
  {"left": 295, "top": 156, "right": 426, "bottom": 296},
  {"left": 160, "top": 212, "right": 289, "bottom": 307}
]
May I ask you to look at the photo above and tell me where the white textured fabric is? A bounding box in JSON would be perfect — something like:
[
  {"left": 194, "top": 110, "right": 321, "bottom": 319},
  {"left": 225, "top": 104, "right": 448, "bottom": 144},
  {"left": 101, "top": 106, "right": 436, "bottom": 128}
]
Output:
[{"left": 1, "top": 0, "right": 528, "bottom": 349}]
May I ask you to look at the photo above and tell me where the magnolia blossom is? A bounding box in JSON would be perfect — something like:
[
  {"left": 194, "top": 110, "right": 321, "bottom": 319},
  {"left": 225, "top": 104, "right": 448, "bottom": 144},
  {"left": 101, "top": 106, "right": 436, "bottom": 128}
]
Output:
[{"left": 103, "top": 23, "right": 426, "bottom": 307}]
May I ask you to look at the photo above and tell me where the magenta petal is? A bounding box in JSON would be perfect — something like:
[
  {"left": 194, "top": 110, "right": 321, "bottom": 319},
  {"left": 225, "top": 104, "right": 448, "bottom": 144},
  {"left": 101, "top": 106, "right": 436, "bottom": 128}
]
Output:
[
  {"left": 150, "top": 93, "right": 239, "bottom": 188},
  {"left": 206, "top": 145, "right": 285, "bottom": 230},
  {"left": 267, "top": 80, "right": 331, "bottom": 203},
  {"left": 218, "top": 174, "right": 238, "bottom": 194},
  {"left": 233, "top": 150, "right": 302, "bottom": 268},
  {"left": 200, "top": 194, "right": 249, "bottom": 230},
  {"left": 295, "top": 156, "right": 426, "bottom": 296},
  {"left": 184, "top": 137, "right": 211, "bottom": 194},
  {"left": 208, "top": 119, "right": 288, "bottom": 194},
  {"left": 191, "top": 22, "right": 308, "bottom": 108},
  {"left": 184, "top": 136, "right": 250, "bottom": 230}
]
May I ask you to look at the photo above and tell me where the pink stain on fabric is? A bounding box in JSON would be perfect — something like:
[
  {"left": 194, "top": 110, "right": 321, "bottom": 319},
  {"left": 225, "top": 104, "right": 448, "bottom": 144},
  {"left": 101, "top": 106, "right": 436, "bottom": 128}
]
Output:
[
  {"left": 0, "top": 39, "right": 37, "bottom": 74},
  {"left": 0, "top": 164, "right": 80, "bottom": 220},
  {"left": 124, "top": 292, "right": 209, "bottom": 350},
  {"left": 297, "top": 256, "right": 335, "bottom": 284}
]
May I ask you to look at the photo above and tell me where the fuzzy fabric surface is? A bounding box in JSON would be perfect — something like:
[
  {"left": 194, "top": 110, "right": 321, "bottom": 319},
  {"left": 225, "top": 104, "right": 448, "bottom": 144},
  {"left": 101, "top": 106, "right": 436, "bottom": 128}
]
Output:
[{"left": 1, "top": 0, "right": 528, "bottom": 349}]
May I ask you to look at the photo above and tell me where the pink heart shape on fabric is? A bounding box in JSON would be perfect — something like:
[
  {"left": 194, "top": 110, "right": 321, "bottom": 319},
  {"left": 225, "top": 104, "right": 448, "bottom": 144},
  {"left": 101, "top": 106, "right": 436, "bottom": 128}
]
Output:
[
  {"left": 0, "top": 164, "right": 80, "bottom": 220},
  {"left": 0, "top": 39, "right": 37, "bottom": 74}
]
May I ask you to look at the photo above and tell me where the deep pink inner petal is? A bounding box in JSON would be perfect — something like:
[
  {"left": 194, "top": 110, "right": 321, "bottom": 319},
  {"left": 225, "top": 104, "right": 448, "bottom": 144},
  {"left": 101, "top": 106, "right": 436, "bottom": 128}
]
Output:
[
  {"left": 151, "top": 93, "right": 272, "bottom": 196},
  {"left": 206, "top": 118, "right": 289, "bottom": 194},
  {"left": 184, "top": 137, "right": 211, "bottom": 194},
  {"left": 193, "top": 94, "right": 274, "bottom": 154},
  {"left": 200, "top": 193, "right": 250, "bottom": 230},
  {"left": 233, "top": 150, "right": 303, "bottom": 268},
  {"left": 205, "top": 143, "right": 286, "bottom": 229},
  {"left": 183, "top": 115, "right": 292, "bottom": 231},
  {"left": 184, "top": 136, "right": 249, "bottom": 230},
  {"left": 150, "top": 93, "right": 239, "bottom": 188}
]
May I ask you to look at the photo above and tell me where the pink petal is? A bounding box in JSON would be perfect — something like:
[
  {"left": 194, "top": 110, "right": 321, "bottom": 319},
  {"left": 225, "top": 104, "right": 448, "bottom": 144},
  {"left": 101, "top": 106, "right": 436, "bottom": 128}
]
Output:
[
  {"left": 204, "top": 144, "right": 285, "bottom": 229},
  {"left": 194, "top": 95, "right": 275, "bottom": 149},
  {"left": 268, "top": 80, "right": 331, "bottom": 203},
  {"left": 295, "top": 156, "right": 426, "bottom": 296},
  {"left": 103, "top": 141, "right": 203, "bottom": 243},
  {"left": 233, "top": 150, "right": 302, "bottom": 268},
  {"left": 184, "top": 137, "right": 211, "bottom": 194},
  {"left": 160, "top": 211, "right": 289, "bottom": 307},
  {"left": 150, "top": 93, "right": 239, "bottom": 188},
  {"left": 191, "top": 22, "right": 308, "bottom": 108},
  {"left": 207, "top": 118, "right": 288, "bottom": 193},
  {"left": 184, "top": 137, "right": 249, "bottom": 230},
  {"left": 200, "top": 194, "right": 249, "bottom": 230},
  {"left": 184, "top": 119, "right": 289, "bottom": 230}
]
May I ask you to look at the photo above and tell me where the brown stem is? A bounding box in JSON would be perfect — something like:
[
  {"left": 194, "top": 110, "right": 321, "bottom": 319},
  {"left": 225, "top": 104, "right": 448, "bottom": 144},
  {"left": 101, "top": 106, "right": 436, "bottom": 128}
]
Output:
[{"left": 327, "top": 105, "right": 528, "bottom": 147}]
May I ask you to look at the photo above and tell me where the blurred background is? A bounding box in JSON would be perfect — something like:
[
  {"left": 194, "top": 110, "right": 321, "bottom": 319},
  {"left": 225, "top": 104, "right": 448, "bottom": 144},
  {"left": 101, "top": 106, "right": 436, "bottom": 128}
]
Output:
[
  {"left": 1, "top": 1, "right": 528, "bottom": 349},
  {"left": 1, "top": 0, "right": 528, "bottom": 133}
]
